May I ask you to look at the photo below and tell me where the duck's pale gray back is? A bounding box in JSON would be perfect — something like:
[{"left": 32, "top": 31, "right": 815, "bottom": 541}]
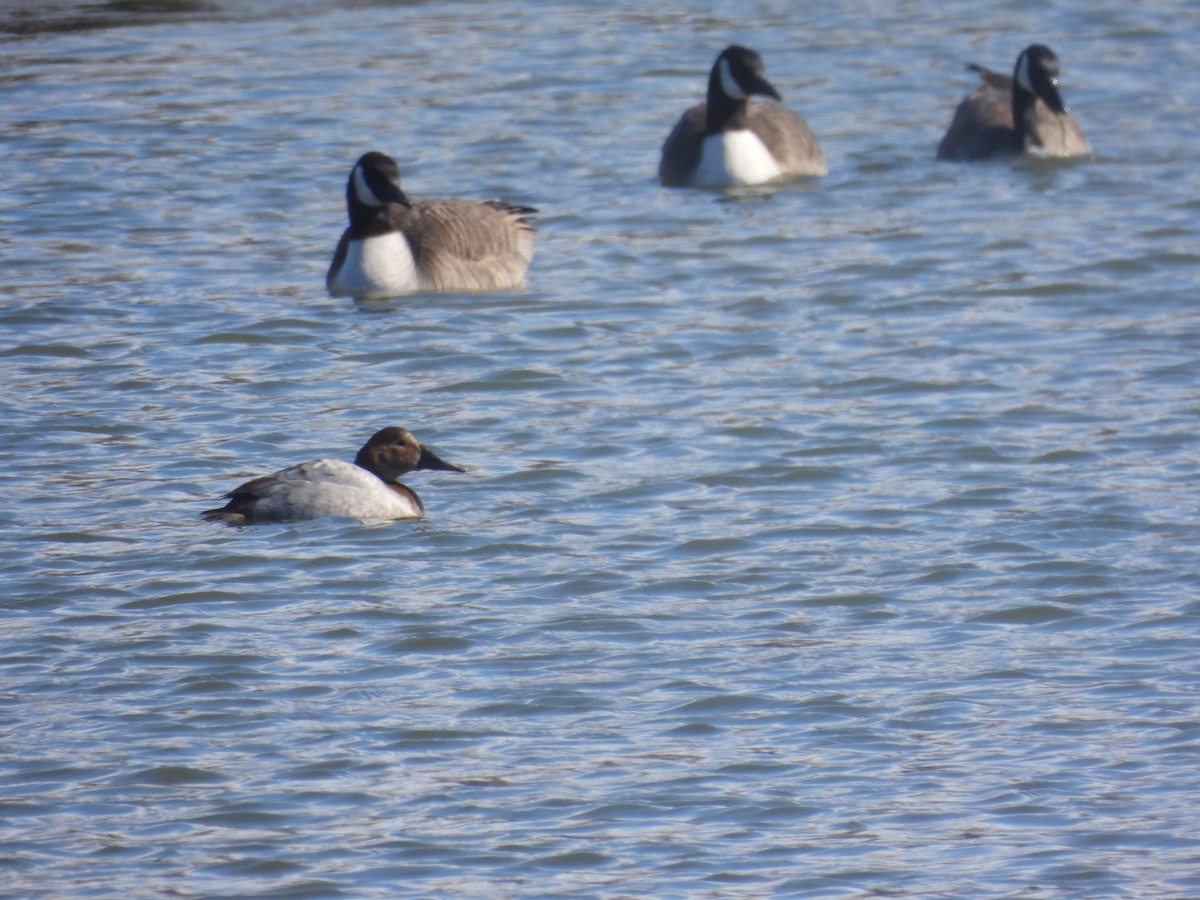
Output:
[{"left": 212, "top": 459, "right": 424, "bottom": 522}]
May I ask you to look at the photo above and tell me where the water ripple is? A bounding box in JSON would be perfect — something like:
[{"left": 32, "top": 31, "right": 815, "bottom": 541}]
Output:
[{"left": 2, "top": 1, "right": 1199, "bottom": 898}]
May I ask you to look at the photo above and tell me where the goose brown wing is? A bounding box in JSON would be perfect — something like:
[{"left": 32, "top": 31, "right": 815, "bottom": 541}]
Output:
[
  {"left": 1029, "top": 103, "right": 1092, "bottom": 156},
  {"left": 658, "top": 103, "right": 707, "bottom": 185},
  {"left": 936, "top": 84, "right": 1020, "bottom": 160},
  {"left": 967, "top": 63, "right": 1013, "bottom": 92},
  {"left": 745, "top": 102, "right": 827, "bottom": 177},
  {"left": 404, "top": 199, "right": 535, "bottom": 291}
]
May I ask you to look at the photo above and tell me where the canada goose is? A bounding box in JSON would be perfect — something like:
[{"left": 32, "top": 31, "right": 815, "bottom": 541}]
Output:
[
  {"left": 659, "top": 44, "right": 827, "bottom": 188},
  {"left": 327, "top": 152, "right": 536, "bottom": 298},
  {"left": 937, "top": 44, "right": 1092, "bottom": 162},
  {"left": 202, "top": 426, "right": 464, "bottom": 524}
]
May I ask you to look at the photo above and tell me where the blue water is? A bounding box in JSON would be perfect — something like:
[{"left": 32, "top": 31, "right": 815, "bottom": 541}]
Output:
[{"left": 2, "top": 1, "right": 1199, "bottom": 897}]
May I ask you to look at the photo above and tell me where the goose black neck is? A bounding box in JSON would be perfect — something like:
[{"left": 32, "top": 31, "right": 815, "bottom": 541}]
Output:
[
  {"left": 705, "top": 77, "right": 748, "bottom": 133},
  {"left": 1011, "top": 86, "right": 1040, "bottom": 150},
  {"left": 346, "top": 182, "right": 410, "bottom": 232}
]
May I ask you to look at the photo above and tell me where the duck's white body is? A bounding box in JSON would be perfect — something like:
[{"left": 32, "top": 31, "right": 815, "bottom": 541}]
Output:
[
  {"left": 204, "top": 426, "right": 463, "bottom": 525},
  {"left": 223, "top": 458, "right": 424, "bottom": 522}
]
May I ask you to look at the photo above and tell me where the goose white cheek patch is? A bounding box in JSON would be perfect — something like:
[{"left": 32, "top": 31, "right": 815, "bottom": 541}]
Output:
[
  {"left": 1015, "top": 52, "right": 1033, "bottom": 93},
  {"left": 718, "top": 58, "right": 747, "bottom": 99},
  {"left": 353, "top": 165, "right": 384, "bottom": 207}
]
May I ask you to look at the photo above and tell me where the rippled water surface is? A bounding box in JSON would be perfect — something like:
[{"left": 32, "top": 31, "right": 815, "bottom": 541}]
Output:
[{"left": 3, "top": 1, "right": 1200, "bottom": 897}]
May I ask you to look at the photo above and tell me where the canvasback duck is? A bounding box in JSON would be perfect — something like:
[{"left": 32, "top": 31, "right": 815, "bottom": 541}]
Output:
[
  {"left": 326, "top": 151, "right": 536, "bottom": 298},
  {"left": 937, "top": 44, "right": 1092, "bottom": 161},
  {"left": 203, "top": 426, "right": 464, "bottom": 524},
  {"left": 659, "top": 44, "right": 827, "bottom": 188}
]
